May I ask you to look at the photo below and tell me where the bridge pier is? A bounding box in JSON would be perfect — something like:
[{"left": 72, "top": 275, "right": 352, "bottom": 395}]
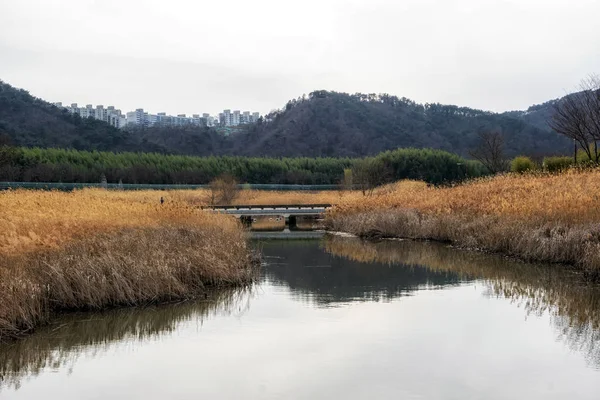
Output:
[
  {"left": 285, "top": 215, "right": 297, "bottom": 230},
  {"left": 203, "top": 204, "right": 331, "bottom": 232}
]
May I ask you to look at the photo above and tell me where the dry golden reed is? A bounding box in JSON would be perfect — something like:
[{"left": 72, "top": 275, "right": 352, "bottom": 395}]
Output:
[
  {"left": 0, "top": 189, "right": 257, "bottom": 341},
  {"left": 326, "top": 169, "right": 600, "bottom": 271}
]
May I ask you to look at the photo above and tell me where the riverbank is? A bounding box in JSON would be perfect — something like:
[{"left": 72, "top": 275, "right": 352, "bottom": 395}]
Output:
[
  {"left": 0, "top": 189, "right": 258, "bottom": 341},
  {"left": 325, "top": 170, "right": 600, "bottom": 276}
]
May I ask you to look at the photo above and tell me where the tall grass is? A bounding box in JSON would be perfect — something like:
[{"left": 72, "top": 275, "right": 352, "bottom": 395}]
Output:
[
  {"left": 0, "top": 189, "right": 258, "bottom": 341},
  {"left": 326, "top": 169, "right": 600, "bottom": 273}
]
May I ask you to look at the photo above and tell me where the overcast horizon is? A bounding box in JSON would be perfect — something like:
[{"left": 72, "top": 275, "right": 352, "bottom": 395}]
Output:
[{"left": 1, "top": 0, "right": 599, "bottom": 116}]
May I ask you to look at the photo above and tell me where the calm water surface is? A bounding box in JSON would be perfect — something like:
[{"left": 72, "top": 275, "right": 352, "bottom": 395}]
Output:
[{"left": 1, "top": 236, "right": 600, "bottom": 399}]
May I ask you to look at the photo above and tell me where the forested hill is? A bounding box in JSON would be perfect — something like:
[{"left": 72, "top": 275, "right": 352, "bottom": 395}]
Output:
[
  {"left": 0, "top": 81, "right": 570, "bottom": 157},
  {"left": 0, "top": 80, "right": 222, "bottom": 154},
  {"left": 233, "top": 91, "right": 570, "bottom": 157},
  {"left": 502, "top": 98, "right": 559, "bottom": 133}
]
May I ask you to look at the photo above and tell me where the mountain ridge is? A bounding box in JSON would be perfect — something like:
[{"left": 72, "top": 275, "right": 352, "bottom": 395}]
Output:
[{"left": 0, "top": 80, "right": 570, "bottom": 158}]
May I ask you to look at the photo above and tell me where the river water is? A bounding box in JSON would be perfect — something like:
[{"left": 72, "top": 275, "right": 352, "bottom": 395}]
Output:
[{"left": 1, "top": 236, "right": 599, "bottom": 399}]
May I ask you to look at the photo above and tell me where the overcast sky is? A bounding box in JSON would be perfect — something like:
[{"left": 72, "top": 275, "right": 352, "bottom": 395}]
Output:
[{"left": 1, "top": 0, "right": 599, "bottom": 116}]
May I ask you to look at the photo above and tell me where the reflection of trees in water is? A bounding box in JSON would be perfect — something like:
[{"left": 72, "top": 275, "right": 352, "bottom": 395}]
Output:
[
  {"left": 324, "top": 236, "right": 600, "bottom": 368},
  {"left": 0, "top": 289, "right": 252, "bottom": 391},
  {"left": 261, "top": 240, "right": 465, "bottom": 306}
]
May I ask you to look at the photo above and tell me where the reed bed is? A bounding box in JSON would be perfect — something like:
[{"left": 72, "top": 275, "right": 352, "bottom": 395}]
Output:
[
  {"left": 0, "top": 189, "right": 257, "bottom": 341},
  {"left": 326, "top": 169, "right": 600, "bottom": 272}
]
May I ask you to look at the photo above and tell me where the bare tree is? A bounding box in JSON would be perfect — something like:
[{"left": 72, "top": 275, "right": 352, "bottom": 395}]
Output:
[
  {"left": 469, "top": 131, "right": 507, "bottom": 174},
  {"left": 352, "top": 158, "right": 389, "bottom": 196},
  {"left": 549, "top": 75, "right": 600, "bottom": 163},
  {"left": 208, "top": 174, "right": 239, "bottom": 205},
  {"left": 337, "top": 168, "right": 354, "bottom": 199}
]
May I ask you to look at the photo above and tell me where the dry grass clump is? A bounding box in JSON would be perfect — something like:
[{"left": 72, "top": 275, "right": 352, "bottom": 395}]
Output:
[
  {"left": 0, "top": 189, "right": 257, "bottom": 341},
  {"left": 326, "top": 169, "right": 600, "bottom": 271}
]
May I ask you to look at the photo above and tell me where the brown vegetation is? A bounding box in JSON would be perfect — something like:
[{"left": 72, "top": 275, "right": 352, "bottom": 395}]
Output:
[
  {"left": 469, "top": 131, "right": 508, "bottom": 173},
  {"left": 326, "top": 169, "right": 600, "bottom": 273},
  {"left": 0, "top": 189, "right": 257, "bottom": 341},
  {"left": 208, "top": 174, "right": 240, "bottom": 205}
]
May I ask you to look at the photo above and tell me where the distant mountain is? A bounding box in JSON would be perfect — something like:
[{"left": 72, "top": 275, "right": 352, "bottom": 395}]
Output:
[
  {"left": 0, "top": 80, "right": 142, "bottom": 151},
  {"left": 231, "top": 91, "right": 570, "bottom": 157},
  {"left": 502, "top": 98, "right": 560, "bottom": 133},
  {"left": 0, "top": 80, "right": 571, "bottom": 158},
  {"left": 0, "top": 80, "right": 220, "bottom": 154}
]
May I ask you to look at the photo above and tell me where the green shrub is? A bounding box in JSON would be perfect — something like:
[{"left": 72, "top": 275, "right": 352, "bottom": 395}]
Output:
[
  {"left": 576, "top": 146, "right": 600, "bottom": 164},
  {"left": 510, "top": 156, "right": 536, "bottom": 173},
  {"left": 543, "top": 156, "right": 573, "bottom": 173},
  {"left": 4, "top": 147, "right": 488, "bottom": 185}
]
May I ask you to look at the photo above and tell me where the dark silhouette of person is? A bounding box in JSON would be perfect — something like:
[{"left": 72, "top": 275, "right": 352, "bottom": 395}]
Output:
[{"left": 160, "top": 197, "right": 164, "bottom": 205}]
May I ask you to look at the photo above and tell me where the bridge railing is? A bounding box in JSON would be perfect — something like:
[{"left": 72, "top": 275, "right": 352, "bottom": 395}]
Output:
[{"left": 201, "top": 204, "right": 332, "bottom": 210}]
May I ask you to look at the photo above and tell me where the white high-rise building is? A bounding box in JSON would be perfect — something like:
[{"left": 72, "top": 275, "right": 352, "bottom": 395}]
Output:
[
  {"left": 55, "top": 99, "right": 260, "bottom": 130},
  {"left": 242, "top": 111, "right": 250, "bottom": 124},
  {"left": 126, "top": 109, "right": 146, "bottom": 126}
]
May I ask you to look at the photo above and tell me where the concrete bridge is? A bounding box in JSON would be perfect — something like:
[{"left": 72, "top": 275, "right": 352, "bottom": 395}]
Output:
[{"left": 202, "top": 204, "right": 331, "bottom": 230}]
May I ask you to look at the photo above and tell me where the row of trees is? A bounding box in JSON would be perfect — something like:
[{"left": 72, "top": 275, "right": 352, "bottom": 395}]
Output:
[
  {"left": 467, "top": 75, "right": 600, "bottom": 174},
  {"left": 550, "top": 75, "right": 600, "bottom": 163},
  {"left": 0, "top": 145, "right": 486, "bottom": 186}
]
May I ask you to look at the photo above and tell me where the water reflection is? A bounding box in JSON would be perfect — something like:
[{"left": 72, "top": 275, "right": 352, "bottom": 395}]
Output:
[
  {"left": 0, "top": 289, "right": 252, "bottom": 391},
  {"left": 261, "top": 239, "right": 464, "bottom": 306},
  {"left": 2, "top": 237, "right": 600, "bottom": 398},
  {"left": 322, "top": 235, "right": 600, "bottom": 368}
]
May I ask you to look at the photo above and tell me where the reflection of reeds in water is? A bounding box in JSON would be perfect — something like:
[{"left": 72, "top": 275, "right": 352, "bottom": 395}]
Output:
[
  {"left": 327, "top": 171, "right": 600, "bottom": 271},
  {"left": 0, "top": 288, "right": 253, "bottom": 391},
  {"left": 324, "top": 236, "right": 600, "bottom": 366}
]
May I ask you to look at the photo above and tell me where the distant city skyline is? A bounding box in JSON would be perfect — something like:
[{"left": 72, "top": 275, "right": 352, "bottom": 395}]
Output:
[
  {"left": 53, "top": 101, "right": 261, "bottom": 129},
  {"left": 1, "top": 0, "right": 600, "bottom": 115},
  {"left": 52, "top": 99, "right": 261, "bottom": 125}
]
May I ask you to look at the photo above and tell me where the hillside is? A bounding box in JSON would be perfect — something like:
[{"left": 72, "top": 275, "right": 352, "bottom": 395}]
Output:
[
  {"left": 0, "top": 81, "right": 221, "bottom": 155},
  {"left": 0, "top": 81, "right": 571, "bottom": 158},
  {"left": 503, "top": 98, "right": 560, "bottom": 133},
  {"left": 232, "top": 91, "right": 570, "bottom": 157}
]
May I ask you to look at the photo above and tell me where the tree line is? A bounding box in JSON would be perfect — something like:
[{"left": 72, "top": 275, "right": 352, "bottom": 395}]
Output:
[
  {"left": 0, "top": 144, "right": 487, "bottom": 186},
  {"left": 468, "top": 74, "right": 600, "bottom": 174}
]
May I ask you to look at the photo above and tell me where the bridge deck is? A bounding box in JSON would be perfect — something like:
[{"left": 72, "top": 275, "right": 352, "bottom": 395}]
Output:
[
  {"left": 202, "top": 204, "right": 331, "bottom": 217},
  {"left": 215, "top": 209, "right": 326, "bottom": 216},
  {"left": 201, "top": 204, "right": 331, "bottom": 211}
]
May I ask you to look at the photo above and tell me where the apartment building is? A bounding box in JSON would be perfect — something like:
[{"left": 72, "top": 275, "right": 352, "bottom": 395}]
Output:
[
  {"left": 54, "top": 101, "right": 260, "bottom": 129},
  {"left": 55, "top": 102, "right": 126, "bottom": 128}
]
